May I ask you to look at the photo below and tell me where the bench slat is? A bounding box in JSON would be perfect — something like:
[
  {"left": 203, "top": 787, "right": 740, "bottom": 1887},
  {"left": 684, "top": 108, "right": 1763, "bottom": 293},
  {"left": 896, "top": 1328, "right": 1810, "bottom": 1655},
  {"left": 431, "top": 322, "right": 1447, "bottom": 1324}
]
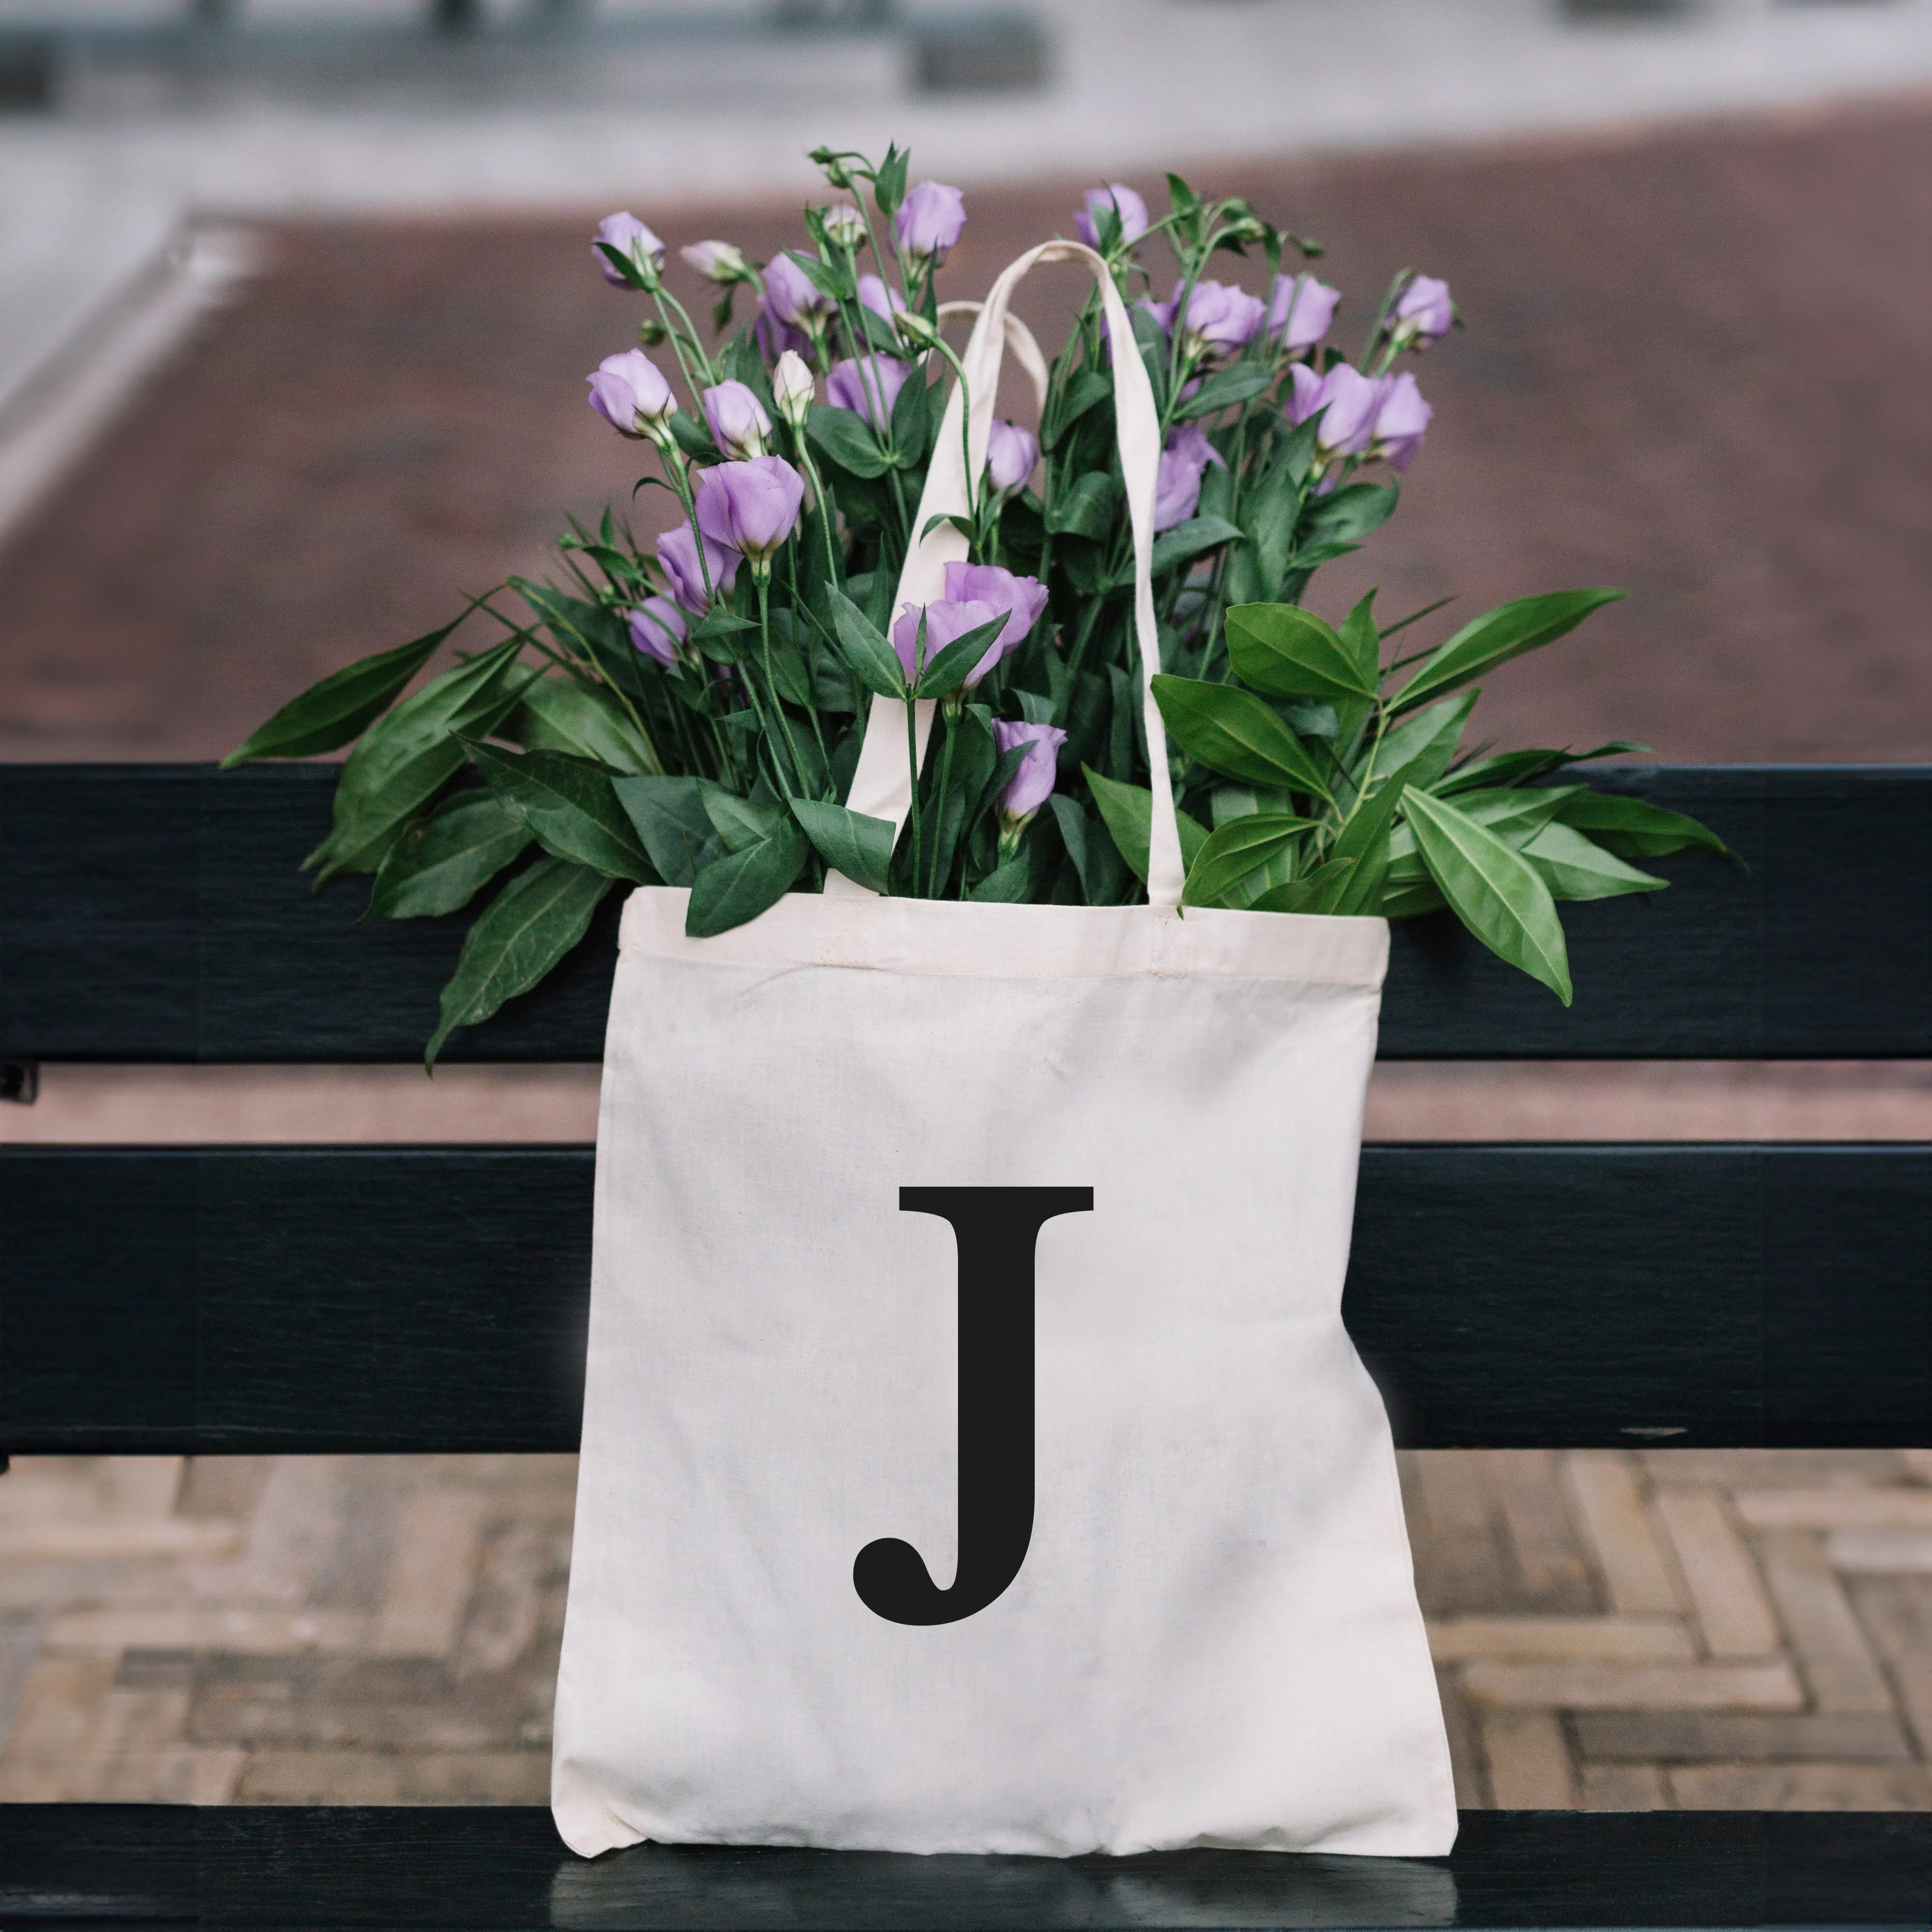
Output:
[
  {"left": 3, "top": 764, "right": 1928, "bottom": 1062},
  {"left": 1, "top": 1802, "right": 1926, "bottom": 1927},
  {"left": 3, "top": 1144, "right": 1923, "bottom": 1455}
]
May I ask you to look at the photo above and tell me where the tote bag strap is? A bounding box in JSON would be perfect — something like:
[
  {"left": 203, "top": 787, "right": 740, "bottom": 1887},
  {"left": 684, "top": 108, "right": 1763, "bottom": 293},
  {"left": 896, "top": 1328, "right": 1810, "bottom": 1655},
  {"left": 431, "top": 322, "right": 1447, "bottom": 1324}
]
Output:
[{"left": 830, "top": 240, "right": 1184, "bottom": 910}]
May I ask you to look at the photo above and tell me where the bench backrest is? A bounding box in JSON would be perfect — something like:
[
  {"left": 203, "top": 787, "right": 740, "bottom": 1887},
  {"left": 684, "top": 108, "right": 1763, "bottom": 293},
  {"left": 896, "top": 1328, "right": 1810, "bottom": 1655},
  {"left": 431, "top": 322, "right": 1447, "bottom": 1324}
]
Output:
[{"left": 1, "top": 762, "right": 1926, "bottom": 1458}]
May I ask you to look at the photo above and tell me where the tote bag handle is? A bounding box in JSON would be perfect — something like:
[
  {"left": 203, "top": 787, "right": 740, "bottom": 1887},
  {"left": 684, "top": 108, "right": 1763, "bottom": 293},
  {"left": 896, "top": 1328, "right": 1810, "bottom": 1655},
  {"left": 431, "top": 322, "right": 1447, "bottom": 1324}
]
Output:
[{"left": 829, "top": 240, "right": 1184, "bottom": 910}]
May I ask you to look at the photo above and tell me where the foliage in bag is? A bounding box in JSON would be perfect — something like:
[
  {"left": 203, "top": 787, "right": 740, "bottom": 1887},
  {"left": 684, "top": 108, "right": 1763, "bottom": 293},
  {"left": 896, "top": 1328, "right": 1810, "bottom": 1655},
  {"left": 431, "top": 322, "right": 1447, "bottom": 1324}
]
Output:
[{"left": 228, "top": 146, "right": 1728, "bottom": 1064}]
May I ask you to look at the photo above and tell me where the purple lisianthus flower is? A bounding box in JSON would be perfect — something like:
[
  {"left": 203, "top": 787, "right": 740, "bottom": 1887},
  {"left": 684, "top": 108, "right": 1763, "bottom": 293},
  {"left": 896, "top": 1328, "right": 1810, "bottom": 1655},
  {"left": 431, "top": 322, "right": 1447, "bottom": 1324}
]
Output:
[
  {"left": 701, "top": 379, "right": 772, "bottom": 461},
  {"left": 942, "top": 561, "right": 1048, "bottom": 679},
  {"left": 1073, "top": 183, "right": 1149, "bottom": 251},
  {"left": 891, "top": 597, "right": 1000, "bottom": 688},
  {"left": 825, "top": 354, "right": 910, "bottom": 430},
  {"left": 1286, "top": 363, "right": 1389, "bottom": 459},
  {"left": 1143, "top": 279, "right": 1266, "bottom": 366},
  {"left": 627, "top": 596, "right": 687, "bottom": 668},
  {"left": 1267, "top": 274, "right": 1342, "bottom": 352},
  {"left": 754, "top": 295, "right": 811, "bottom": 363},
  {"left": 1152, "top": 422, "right": 1226, "bottom": 534},
  {"left": 858, "top": 273, "right": 906, "bottom": 319},
  {"left": 695, "top": 456, "right": 805, "bottom": 570},
  {"left": 993, "top": 719, "right": 1066, "bottom": 823},
  {"left": 1372, "top": 371, "right": 1432, "bottom": 473},
  {"left": 762, "top": 252, "right": 838, "bottom": 329},
  {"left": 985, "top": 419, "right": 1039, "bottom": 496},
  {"left": 894, "top": 181, "right": 966, "bottom": 264},
  {"left": 657, "top": 522, "right": 740, "bottom": 615},
  {"left": 587, "top": 349, "right": 676, "bottom": 439},
  {"left": 1390, "top": 274, "right": 1454, "bottom": 351},
  {"left": 593, "top": 213, "right": 664, "bottom": 287}
]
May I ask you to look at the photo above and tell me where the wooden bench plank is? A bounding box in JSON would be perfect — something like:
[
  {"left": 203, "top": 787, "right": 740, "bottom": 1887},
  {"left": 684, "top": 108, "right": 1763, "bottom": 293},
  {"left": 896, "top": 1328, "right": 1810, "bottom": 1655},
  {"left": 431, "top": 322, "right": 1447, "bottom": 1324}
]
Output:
[
  {"left": 3, "top": 764, "right": 1928, "bottom": 1063},
  {"left": 3, "top": 1144, "right": 1924, "bottom": 1455},
  {"left": 0, "top": 1803, "right": 1925, "bottom": 1927}
]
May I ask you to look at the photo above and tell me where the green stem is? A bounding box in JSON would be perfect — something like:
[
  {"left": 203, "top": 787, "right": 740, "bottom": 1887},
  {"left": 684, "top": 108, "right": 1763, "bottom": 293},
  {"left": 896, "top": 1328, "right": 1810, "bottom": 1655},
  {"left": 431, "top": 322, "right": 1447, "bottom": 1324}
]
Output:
[
  {"left": 755, "top": 574, "right": 810, "bottom": 797},
  {"left": 926, "top": 700, "right": 959, "bottom": 898}
]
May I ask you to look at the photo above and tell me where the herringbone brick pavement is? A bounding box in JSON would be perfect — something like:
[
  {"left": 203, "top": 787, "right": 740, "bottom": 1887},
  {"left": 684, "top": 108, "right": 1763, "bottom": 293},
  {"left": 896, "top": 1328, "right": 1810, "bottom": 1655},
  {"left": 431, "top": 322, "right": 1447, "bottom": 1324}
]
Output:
[{"left": 4, "top": 1447, "right": 1929, "bottom": 1809}]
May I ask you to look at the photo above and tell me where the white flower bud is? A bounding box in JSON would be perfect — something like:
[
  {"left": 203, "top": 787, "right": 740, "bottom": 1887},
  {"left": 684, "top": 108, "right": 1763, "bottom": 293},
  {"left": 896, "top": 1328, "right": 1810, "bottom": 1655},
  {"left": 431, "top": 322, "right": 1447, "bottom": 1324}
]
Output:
[
  {"left": 819, "top": 204, "right": 866, "bottom": 251},
  {"left": 772, "top": 350, "right": 815, "bottom": 431},
  {"left": 680, "top": 240, "right": 751, "bottom": 285},
  {"left": 892, "top": 308, "right": 942, "bottom": 353}
]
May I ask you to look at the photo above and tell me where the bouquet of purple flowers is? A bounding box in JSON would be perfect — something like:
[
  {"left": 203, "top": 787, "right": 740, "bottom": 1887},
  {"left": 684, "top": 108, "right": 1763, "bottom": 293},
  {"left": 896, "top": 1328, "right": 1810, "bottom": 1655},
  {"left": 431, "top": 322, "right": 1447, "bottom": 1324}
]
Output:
[{"left": 229, "top": 144, "right": 1725, "bottom": 1065}]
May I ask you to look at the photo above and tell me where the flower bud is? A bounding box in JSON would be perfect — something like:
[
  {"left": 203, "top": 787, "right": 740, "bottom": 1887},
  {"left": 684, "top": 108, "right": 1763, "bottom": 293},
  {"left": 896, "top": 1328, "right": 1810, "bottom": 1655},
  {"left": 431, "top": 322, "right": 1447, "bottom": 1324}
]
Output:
[
  {"left": 993, "top": 720, "right": 1067, "bottom": 830},
  {"left": 627, "top": 596, "right": 687, "bottom": 668},
  {"left": 818, "top": 204, "right": 866, "bottom": 251},
  {"left": 1073, "top": 184, "right": 1149, "bottom": 252},
  {"left": 772, "top": 351, "right": 815, "bottom": 432},
  {"left": 892, "top": 308, "right": 942, "bottom": 353},
  {"left": 985, "top": 420, "right": 1039, "bottom": 497},
  {"left": 587, "top": 349, "right": 677, "bottom": 441},
  {"left": 762, "top": 252, "right": 839, "bottom": 329},
  {"left": 893, "top": 181, "right": 966, "bottom": 266},
  {"left": 1371, "top": 371, "right": 1432, "bottom": 473},
  {"left": 593, "top": 213, "right": 664, "bottom": 290},
  {"left": 696, "top": 457, "right": 807, "bottom": 574},
  {"left": 1387, "top": 274, "right": 1454, "bottom": 352},
  {"left": 681, "top": 239, "right": 751, "bottom": 285},
  {"left": 701, "top": 379, "right": 772, "bottom": 461}
]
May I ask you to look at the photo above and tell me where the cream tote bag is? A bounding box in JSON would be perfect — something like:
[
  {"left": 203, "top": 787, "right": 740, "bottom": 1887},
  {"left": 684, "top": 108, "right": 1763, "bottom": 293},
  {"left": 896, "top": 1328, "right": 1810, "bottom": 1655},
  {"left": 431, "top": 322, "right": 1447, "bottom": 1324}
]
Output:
[{"left": 551, "top": 242, "right": 1457, "bottom": 1862}]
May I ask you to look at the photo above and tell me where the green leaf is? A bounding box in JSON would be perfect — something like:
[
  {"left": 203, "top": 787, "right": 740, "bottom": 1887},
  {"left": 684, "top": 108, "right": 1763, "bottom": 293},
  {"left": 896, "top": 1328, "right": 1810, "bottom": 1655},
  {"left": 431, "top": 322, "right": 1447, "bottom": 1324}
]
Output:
[
  {"left": 1225, "top": 603, "right": 1377, "bottom": 703},
  {"left": 1251, "top": 855, "right": 1359, "bottom": 915},
  {"left": 828, "top": 588, "right": 907, "bottom": 698},
  {"left": 872, "top": 144, "right": 908, "bottom": 216},
  {"left": 464, "top": 741, "right": 654, "bottom": 882},
  {"left": 915, "top": 615, "right": 1008, "bottom": 698},
  {"left": 807, "top": 404, "right": 892, "bottom": 480},
  {"left": 513, "top": 579, "right": 648, "bottom": 702},
  {"left": 1083, "top": 767, "right": 1209, "bottom": 884},
  {"left": 366, "top": 790, "right": 532, "bottom": 922},
  {"left": 425, "top": 857, "right": 614, "bottom": 1070},
  {"left": 1404, "top": 788, "right": 1572, "bottom": 1004},
  {"left": 610, "top": 774, "right": 721, "bottom": 887},
  {"left": 969, "top": 853, "right": 1033, "bottom": 902},
  {"left": 685, "top": 815, "right": 810, "bottom": 937},
  {"left": 1370, "top": 692, "right": 1479, "bottom": 792},
  {"left": 307, "top": 636, "right": 531, "bottom": 881},
  {"left": 790, "top": 798, "right": 894, "bottom": 894},
  {"left": 1150, "top": 515, "right": 1244, "bottom": 578},
  {"left": 1172, "top": 363, "right": 1273, "bottom": 421},
  {"left": 1299, "top": 481, "right": 1398, "bottom": 548},
  {"left": 889, "top": 366, "right": 931, "bottom": 469},
  {"left": 1048, "top": 795, "right": 1131, "bottom": 906},
  {"left": 1338, "top": 593, "right": 1381, "bottom": 690},
  {"left": 1043, "top": 368, "right": 1109, "bottom": 449},
  {"left": 700, "top": 784, "right": 787, "bottom": 854},
  {"left": 1523, "top": 822, "right": 1669, "bottom": 902},
  {"left": 1045, "top": 471, "right": 1119, "bottom": 540},
  {"left": 1376, "top": 877, "right": 1446, "bottom": 920},
  {"left": 667, "top": 413, "right": 719, "bottom": 463},
  {"left": 1394, "top": 588, "right": 1627, "bottom": 715},
  {"left": 784, "top": 247, "right": 853, "bottom": 303},
  {"left": 511, "top": 676, "right": 655, "bottom": 775},
  {"left": 1554, "top": 792, "right": 1735, "bottom": 860},
  {"left": 1182, "top": 814, "right": 1317, "bottom": 909},
  {"left": 223, "top": 612, "right": 464, "bottom": 767},
  {"left": 1150, "top": 675, "right": 1333, "bottom": 800},
  {"left": 1446, "top": 784, "right": 1583, "bottom": 848}
]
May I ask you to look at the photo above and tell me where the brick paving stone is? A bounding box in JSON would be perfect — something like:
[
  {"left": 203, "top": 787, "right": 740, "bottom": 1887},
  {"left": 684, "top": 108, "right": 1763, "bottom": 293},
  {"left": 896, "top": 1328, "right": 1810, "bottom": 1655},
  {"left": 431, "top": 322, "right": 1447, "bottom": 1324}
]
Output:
[
  {"left": 1579, "top": 1760, "right": 1669, "bottom": 1810},
  {"left": 1478, "top": 1708, "right": 1576, "bottom": 1809},
  {"left": 1653, "top": 1489, "right": 1782, "bottom": 1659},
  {"left": 1757, "top": 1532, "right": 1896, "bottom": 1715},
  {"left": 1461, "top": 1661, "right": 1806, "bottom": 1713},
  {"left": 1737, "top": 1489, "right": 1932, "bottom": 1531},
  {"left": 1571, "top": 1712, "right": 1913, "bottom": 1764},
  {"left": 1428, "top": 1617, "right": 1694, "bottom": 1663},
  {"left": 1846, "top": 1576, "right": 1932, "bottom": 1759},
  {"left": 1666, "top": 1762, "right": 1932, "bottom": 1810},
  {"left": 1560, "top": 1455, "right": 1681, "bottom": 1618},
  {"left": 1832, "top": 1530, "right": 1932, "bottom": 1572}
]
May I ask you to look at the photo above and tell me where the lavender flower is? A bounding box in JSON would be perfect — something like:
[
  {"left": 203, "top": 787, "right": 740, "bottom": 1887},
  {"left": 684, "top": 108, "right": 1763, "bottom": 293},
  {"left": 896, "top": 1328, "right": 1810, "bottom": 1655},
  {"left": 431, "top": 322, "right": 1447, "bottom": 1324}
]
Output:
[
  {"left": 1073, "top": 184, "right": 1149, "bottom": 252},
  {"left": 942, "top": 561, "right": 1048, "bottom": 678},
  {"left": 1153, "top": 422, "right": 1226, "bottom": 533},
  {"left": 894, "top": 181, "right": 966, "bottom": 265},
  {"left": 754, "top": 296, "right": 811, "bottom": 363},
  {"left": 826, "top": 355, "right": 910, "bottom": 429},
  {"left": 1372, "top": 371, "right": 1432, "bottom": 473},
  {"left": 1389, "top": 275, "right": 1454, "bottom": 352},
  {"left": 587, "top": 350, "right": 677, "bottom": 440},
  {"left": 1143, "top": 279, "right": 1266, "bottom": 366},
  {"left": 993, "top": 720, "right": 1066, "bottom": 824},
  {"left": 695, "top": 456, "right": 805, "bottom": 571},
  {"left": 858, "top": 273, "right": 906, "bottom": 319},
  {"left": 1286, "top": 363, "right": 1388, "bottom": 459},
  {"left": 681, "top": 239, "right": 751, "bottom": 285},
  {"left": 1267, "top": 275, "right": 1342, "bottom": 353},
  {"left": 762, "top": 253, "right": 838, "bottom": 329},
  {"left": 891, "top": 596, "right": 999, "bottom": 688},
  {"left": 593, "top": 213, "right": 664, "bottom": 288},
  {"left": 657, "top": 522, "right": 739, "bottom": 615},
  {"left": 771, "top": 351, "right": 814, "bottom": 432},
  {"left": 985, "top": 420, "right": 1039, "bottom": 496},
  {"left": 701, "top": 380, "right": 772, "bottom": 460},
  {"left": 627, "top": 596, "right": 687, "bottom": 667}
]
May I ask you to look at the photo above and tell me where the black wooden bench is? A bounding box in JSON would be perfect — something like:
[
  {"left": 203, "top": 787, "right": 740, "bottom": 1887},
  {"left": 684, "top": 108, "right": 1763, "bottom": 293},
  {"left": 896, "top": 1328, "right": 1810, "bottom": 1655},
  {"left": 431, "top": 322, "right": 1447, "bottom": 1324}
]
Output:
[{"left": 1, "top": 760, "right": 1928, "bottom": 1929}]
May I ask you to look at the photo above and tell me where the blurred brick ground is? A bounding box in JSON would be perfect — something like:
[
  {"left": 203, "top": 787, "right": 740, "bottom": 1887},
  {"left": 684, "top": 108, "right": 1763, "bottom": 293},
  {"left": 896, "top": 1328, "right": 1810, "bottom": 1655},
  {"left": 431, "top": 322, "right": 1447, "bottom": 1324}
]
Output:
[{"left": 0, "top": 99, "right": 1925, "bottom": 761}]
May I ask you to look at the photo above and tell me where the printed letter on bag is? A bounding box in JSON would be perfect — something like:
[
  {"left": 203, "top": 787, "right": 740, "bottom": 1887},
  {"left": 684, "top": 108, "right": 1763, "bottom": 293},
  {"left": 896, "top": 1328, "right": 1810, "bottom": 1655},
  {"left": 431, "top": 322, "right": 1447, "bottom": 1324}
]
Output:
[{"left": 853, "top": 1187, "right": 1093, "bottom": 1626}]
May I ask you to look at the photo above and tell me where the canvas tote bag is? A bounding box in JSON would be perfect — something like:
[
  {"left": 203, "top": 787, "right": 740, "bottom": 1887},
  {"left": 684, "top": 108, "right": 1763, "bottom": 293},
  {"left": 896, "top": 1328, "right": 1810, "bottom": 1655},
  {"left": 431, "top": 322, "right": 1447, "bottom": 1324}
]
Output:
[{"left": 551, "top": 241, "right": 1457, "bottom": 1862}]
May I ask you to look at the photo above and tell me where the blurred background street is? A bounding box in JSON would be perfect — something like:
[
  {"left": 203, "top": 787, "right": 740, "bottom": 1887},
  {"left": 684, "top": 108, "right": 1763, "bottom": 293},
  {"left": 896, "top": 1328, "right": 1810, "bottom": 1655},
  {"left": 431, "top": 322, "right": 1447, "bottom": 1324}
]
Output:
[{"left": 0, "top": 0, "right": 1928, "bottom": 1817}]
